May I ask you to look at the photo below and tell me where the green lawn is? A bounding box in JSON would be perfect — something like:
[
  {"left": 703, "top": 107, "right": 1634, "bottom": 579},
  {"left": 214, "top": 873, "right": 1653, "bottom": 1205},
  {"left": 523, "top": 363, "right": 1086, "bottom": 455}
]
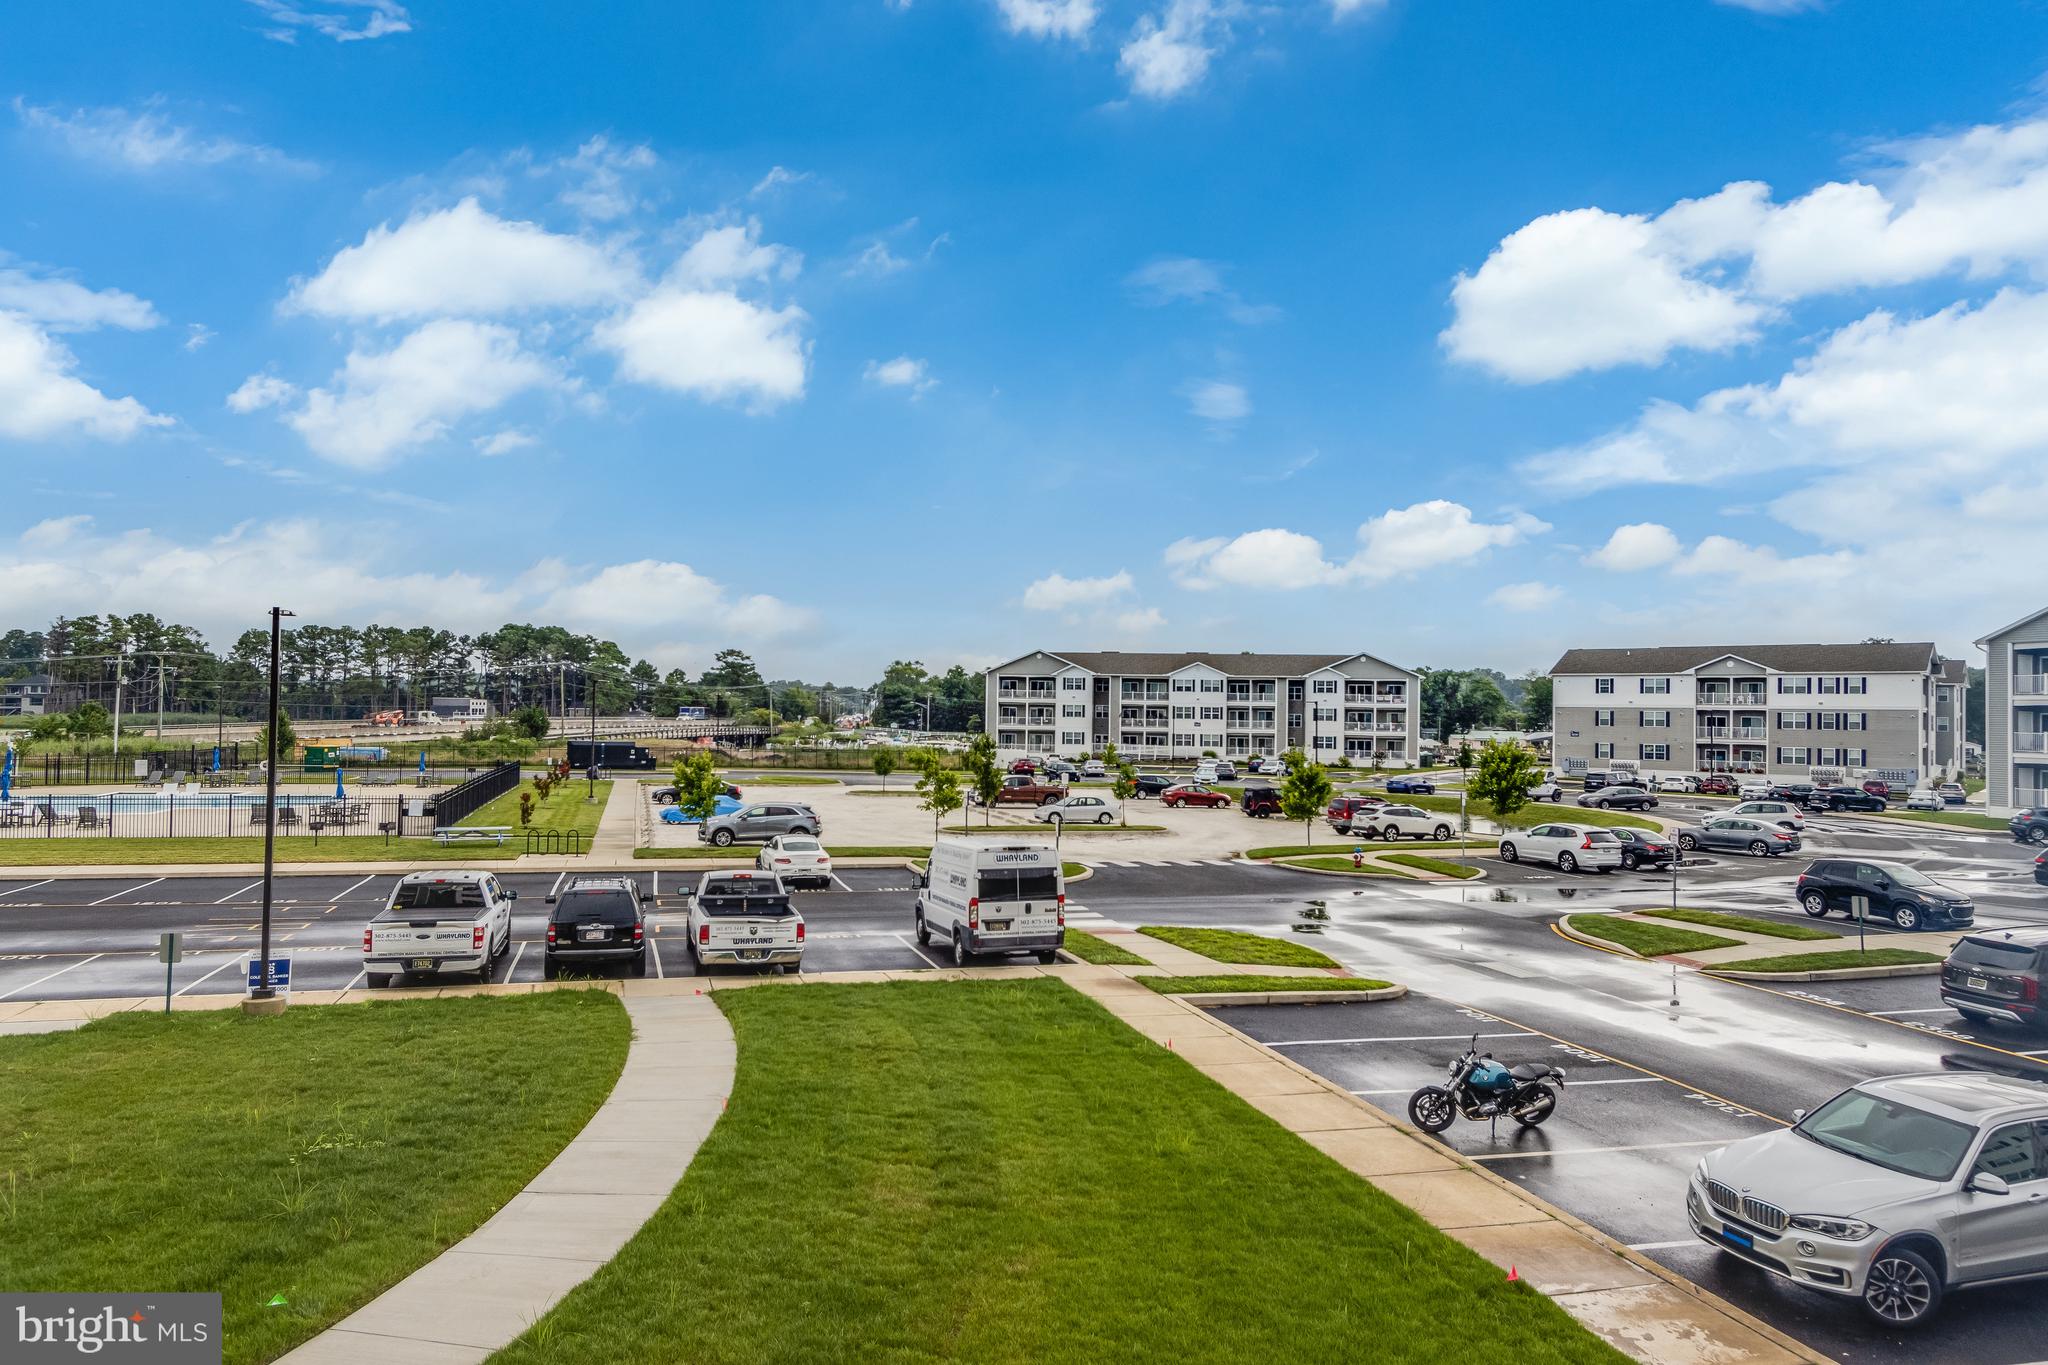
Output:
[
  {"left": 846, "top": 789, "right": 925, "bottom": 797},
  {"left": 941, "top": 824, "right": 1169, "bottom": 835},
  {"left": 1139, "top": 974, "right": 1392, "bottom": 995},
  {"left": 1567, "top": 915, "right": 1741, "bottom": 957},
  {"left": 1711, "top": 948, "right": 1943, "bottom": 973},
  {"left": 0, "top": 992, "right": 628, "bottom": 1365},
  {"left": 634, "top": 844, "right": 934, "bottom": 860},
  {"left": 457, "top": 778, "right": 610, "bottom": 841},
  {"left": 1381, "top": 853, "right": 1484, "bottom": 879},
  {"left": 0, "top": 836, "right": 519, "bottom": 865},
  {"left": 725, "top": 774, "right": 841, "bottom": 786},
  {"left": 1871, "top": 809, "right": 2011, "bottom": 833},
  {"left": 1138, "top": 926, "right": 1339, "bottom": 969},
  {"left": 493, "top": 980, "right": 1620, "bottom": 1365},
  {"left": 1061, "top": 929, "right": 1151, "bottom": 965},
  {"left": 1637, "top": 908, "right": 1838, "bottom": 942},
  {"left": 1407, "top": 794, "right": 1659, "bottom": 831},
  {"left": 1276, "top": 857, "right": 1412, "bottom": 876}
]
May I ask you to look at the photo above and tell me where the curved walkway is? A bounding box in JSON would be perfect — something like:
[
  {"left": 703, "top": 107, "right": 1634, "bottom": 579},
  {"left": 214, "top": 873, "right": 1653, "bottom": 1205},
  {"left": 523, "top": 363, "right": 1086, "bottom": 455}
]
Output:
[{"left": 277, "top": 986, "right": 733, "bottom": 1364}]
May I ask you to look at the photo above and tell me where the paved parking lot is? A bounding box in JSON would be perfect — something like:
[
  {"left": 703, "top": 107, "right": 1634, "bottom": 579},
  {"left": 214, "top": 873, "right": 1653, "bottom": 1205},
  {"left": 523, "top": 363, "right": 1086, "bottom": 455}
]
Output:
[{"left": 0, "top": 866, "right": 1123, "bottom": 1002}]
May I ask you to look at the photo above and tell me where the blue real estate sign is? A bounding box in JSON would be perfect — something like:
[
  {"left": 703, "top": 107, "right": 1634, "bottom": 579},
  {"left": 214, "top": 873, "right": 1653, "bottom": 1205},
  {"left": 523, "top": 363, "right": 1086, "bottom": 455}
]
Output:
[{"left": 245, "top": 957, "right": 292, "bottom": 992}]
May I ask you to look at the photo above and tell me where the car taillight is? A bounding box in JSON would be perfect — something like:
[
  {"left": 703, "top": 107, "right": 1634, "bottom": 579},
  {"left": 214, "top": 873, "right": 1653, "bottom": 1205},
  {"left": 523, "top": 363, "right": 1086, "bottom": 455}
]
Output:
[
  {"left": 2024, "top": 977, "right": 2040, "bottom": 1003},
  {"left": 473, "top": 925, "right": 485, "bottom": 950},
  {"left": 547, "top": 922, "right": 557, "bottom": 945},
  {"left": 1057, "top": 906, "right": 1066, "bottom": 927},
  {"left": 362, "top": 927, "right": 372, "bottom": 952},
  {"left": 633, "top": 921, "right": 644, "bottom": 943},
  {"left": 1057, "top": 892, "right": 1066, "bottom": 908},
  {"left": 1580, "top": 837, "right": 1593, "bottom": 849},
  {"left": 698, "top": 923, "right": 710, "bottom": 945},
  {"left": 968, "top": 896, "right": 979, "bottom": 929},
  {"left": 775, "top": 858, "right": 791, "bottom": 865},
  {"left": 796, "top": 922, "right": 806, "bottom": 943},
  {"left": 1775, "top": 831, "right": 1792, "bottom": 840}
]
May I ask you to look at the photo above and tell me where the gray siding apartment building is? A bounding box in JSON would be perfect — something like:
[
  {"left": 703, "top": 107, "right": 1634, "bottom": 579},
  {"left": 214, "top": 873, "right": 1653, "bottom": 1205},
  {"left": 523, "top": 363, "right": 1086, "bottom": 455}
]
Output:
[
  {"left": 1975, "top": 607, "right": 2048, "bottom": 812},
  {"left": 1549, "top": 642, "right": 1947, "bottom": 785},
  {"left": 984, "top": 650, "right": 1419, "bottom": 764}
]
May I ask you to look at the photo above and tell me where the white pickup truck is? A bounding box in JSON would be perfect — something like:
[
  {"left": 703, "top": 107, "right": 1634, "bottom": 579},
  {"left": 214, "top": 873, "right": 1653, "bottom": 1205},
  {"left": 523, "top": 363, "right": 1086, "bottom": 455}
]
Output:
[
  {"left": 687, "top": 870, "right": 805, "bottom": 974},
  {"left": 362, "top": 870, "right": 516, "bottom": 987}
]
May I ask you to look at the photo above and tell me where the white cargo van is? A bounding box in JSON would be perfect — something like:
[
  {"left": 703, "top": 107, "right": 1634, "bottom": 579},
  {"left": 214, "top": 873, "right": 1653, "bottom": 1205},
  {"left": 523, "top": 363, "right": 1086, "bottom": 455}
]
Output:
[{"left": 915, "top": 838, "right": 1066, "bottom": 967}]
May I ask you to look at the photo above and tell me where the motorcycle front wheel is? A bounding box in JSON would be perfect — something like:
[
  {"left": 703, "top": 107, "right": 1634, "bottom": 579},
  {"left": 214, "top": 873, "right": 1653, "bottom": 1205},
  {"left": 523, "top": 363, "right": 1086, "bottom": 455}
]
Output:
[
  {"left": 1512, "top": 1085, "right": 1557, "bottom": 1128},
  {"left": 1408, "top": 1086, "right": 1456, "bottom": 1133}
]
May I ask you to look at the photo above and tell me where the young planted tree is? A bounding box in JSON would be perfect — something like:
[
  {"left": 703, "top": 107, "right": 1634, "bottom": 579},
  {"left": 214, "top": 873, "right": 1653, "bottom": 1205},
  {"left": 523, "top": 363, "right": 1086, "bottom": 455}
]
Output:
[
  {"left": 915, "top": 754, "right": 963, "bottom": 841},
  {"left": 1111, "top": 761, "right": 1138, "bottom": 828},
  {"left": 1280, "top": 760, "right": 1336, "bottom": 857},
  {"left": 962, "top": 733, "right": 1002, "bottom": 827},
  {"left": 871, "top": 748, "right": 898, "bottom": 790},
  {"left": 674, "top": 748, "right": 727, "bottom": 825},
  {"left": 1466, "top": 739, "right": 1546, "bottom": 826}
]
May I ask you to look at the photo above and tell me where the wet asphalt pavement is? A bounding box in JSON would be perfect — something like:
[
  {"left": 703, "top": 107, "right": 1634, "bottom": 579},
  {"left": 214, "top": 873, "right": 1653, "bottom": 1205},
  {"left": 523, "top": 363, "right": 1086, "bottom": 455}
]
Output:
[{"left": 3, "top": 811, "right": 2045, "bottom": 1361}]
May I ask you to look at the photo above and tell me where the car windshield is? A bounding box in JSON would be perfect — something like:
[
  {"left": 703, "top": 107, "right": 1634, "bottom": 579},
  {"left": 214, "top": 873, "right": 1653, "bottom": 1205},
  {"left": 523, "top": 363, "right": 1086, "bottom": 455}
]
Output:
[
  {"left": 1795, "top": 1089, "right": 1979, "bottom": 1181},
  {"left": 552, "top": 891, "right": 637, "bottom": 925},
  {"left": 1884, "top": 864, "right": 1940, "bottom": 889}
]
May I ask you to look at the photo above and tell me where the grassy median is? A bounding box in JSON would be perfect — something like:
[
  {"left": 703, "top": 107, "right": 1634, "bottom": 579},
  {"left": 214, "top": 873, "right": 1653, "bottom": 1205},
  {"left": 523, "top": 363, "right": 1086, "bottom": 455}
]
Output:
[
  {"left": 1567, "top": 914, "right": 1740, "bottom": 957},
  {"left": 1710, "top": 948, "right": 1943, "bottom": 973},
  {"left": 1138, "top": 925, "right": 1340, "bottom": 969},
  {"left": 0, "top": 991, "right": 628, "bottom": 1365},
  {"left": 1276, "top": 857, "right": 1411, "bottom": 875},
  {"left": 1408, "top": 795, "right": 1660, "bottom": 832},
  {"left": 457, "top": 778, "right": 610, "bottom": 842},
  {"left": 1140, "top": 974, "right": 1391, "bottom": 995},
  {"left": 1061, "top": 928, "right": 1151, "bottom": 965},
  {"left": 1381, "top": 853, "right": 1483, "bottom": 879},
  {"left": 495, "top": 980, "right": 1620, "bottom": 1365},
  {"left": 1637, "top": 908, "right": 1837, "bottom": 941}
]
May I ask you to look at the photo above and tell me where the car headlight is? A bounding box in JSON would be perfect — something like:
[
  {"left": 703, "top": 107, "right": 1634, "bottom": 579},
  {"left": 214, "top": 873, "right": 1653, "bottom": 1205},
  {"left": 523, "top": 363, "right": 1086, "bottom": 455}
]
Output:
[
  {"left": 1787, "top": 1215, "right": 1873, "bottom": 1241},
  {"left": 1692, "top": 1158, "right": 1709, "bottom": 1187}
]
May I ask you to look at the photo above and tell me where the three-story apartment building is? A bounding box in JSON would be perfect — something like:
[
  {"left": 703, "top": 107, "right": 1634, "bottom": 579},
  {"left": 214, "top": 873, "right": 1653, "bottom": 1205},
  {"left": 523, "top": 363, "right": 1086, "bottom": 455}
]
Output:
[
  {"left": 1549, "top": 642, "right": 1945, "bottom": 784},
  {"left": 984, "top": 651, "right": 1419, "bottom": 764},
  {"left": 1976, "top": 607, "right": 2048, "bottom": 812}
]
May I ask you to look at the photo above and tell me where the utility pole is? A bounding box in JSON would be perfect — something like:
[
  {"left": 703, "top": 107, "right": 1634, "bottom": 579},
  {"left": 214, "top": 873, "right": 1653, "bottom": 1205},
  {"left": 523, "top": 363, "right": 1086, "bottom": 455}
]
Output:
[
  {"left": 112, "top": 650, "right": 127, "bottom": 761},
  {"left": 246, "top": 606, "right": 294, "bottom": 1016}
]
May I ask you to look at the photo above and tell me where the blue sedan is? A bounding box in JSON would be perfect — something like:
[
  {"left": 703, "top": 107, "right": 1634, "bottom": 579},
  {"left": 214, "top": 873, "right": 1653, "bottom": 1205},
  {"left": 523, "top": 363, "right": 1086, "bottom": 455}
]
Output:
[
  {"left": 1385, "top": 776, "right": 1436, "bottom": 795},
  {"left": 660, "top": 795, "right": 746, "bottom": 824}
]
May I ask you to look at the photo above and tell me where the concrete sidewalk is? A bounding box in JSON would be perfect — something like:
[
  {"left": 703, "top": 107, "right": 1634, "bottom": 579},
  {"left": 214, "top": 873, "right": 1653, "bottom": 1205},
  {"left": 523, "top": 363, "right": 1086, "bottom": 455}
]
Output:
[{"left": 275, "top": 986, "right": 733, "bottom": 1365}]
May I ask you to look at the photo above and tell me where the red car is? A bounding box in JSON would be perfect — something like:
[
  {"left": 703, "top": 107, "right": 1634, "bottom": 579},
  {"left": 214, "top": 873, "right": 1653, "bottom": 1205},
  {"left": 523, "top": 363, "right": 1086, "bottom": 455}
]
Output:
[
  {"left": 1009, "top": 758, "right": 1037, "bottom": 774},
  {"left": 1696, "top": 774, "right": 1735, "bottom": 796},
  {"left": 1162, "top": 783, "right": 1230, "bottom": 809}
]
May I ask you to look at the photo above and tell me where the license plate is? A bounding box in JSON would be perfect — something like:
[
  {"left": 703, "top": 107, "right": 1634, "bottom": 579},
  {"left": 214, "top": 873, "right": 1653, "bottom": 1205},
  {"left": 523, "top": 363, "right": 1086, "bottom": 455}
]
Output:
[
  {"left": 579, "top": 926, "right": 607, "bottom": 942},
  {"left": 1968, "top": 975, "right": 1988, "bottom": 990},
  {"left": 410, "top": 957, "right": 436, "bottom": 972},
  {"left": 1722, "top": 1228, "right": 1753, "bottom": 1250},
  {"left": 986, "top": 919, "right": 1011, "bottom": 931},
  {"left": 739, "top": 948, "right": 766, "bottom": 960}
]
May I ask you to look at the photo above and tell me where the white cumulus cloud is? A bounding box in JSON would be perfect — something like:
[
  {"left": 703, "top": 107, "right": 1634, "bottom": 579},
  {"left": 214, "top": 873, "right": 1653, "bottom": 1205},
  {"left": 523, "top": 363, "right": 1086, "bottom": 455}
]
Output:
[
  {"left": 0, "top": 312, "right": 169, "bottom": 441},
  {"left": 1186, "top": 378, "right": 1249, "bottom": 422},
  {"left": 1021, "top": 570, "right": 1135, "bottom": 611},
  {"left": 1119, "top": 0, "right": 1221, "bottom": 100},
  {"left": 1585, "top": 522, "right": 1683, "bottom": 571},
  {"left": 863, "top": 355, "right": 935, "bottom": 394},
  {"left": 246, "top": 0, "right": 412, "bottom": 42},
  {"left": 288, "top": 197, "right": 638, "bottom": 321},
  {"left": 995, "top": 0, "right": 1097, "bottom": 39},
  {"left": 670, "top": 220, "right": 801, "bottom": 291},
  {"left": 0, "top": 266, "right": 161, "bottom": 331},
  {"left": 594, "top": 287, "right": 809, "bottom": 408},
  {"left": 1487, "top": 581, "right": 1562, "bottom": 612},
  {"left": 225, "top": 374, "right": 299, "bottom": 413},
  {"left": 1166, "top": 501, "right": 1542, "bottom": 590}
]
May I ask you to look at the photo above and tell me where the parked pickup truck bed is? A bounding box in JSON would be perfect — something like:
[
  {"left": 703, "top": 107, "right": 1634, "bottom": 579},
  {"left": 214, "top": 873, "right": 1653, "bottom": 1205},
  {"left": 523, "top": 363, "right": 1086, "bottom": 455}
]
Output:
[
  {"left": 983, "top": 775, "right": 1067, "bottom": 806},
  {"left": 688, "top": 871, "right": 805, "bottom": 973},
  {"left": 363, "top": 870, "right": 516, "bottom": 987}
]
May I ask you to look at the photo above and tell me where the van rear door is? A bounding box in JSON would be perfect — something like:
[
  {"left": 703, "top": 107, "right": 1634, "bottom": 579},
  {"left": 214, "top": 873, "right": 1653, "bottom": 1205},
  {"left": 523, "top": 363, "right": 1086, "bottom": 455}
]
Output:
[{"left": 974, "top": 866, "right": 1062, "bottom": 945}]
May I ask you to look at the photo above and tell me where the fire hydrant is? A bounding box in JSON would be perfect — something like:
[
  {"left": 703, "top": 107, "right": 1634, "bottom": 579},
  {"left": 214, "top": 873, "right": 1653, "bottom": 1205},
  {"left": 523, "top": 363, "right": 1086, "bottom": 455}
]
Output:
[{"left": 1352, "top": 847, "right": 1365, "bottom": 869}]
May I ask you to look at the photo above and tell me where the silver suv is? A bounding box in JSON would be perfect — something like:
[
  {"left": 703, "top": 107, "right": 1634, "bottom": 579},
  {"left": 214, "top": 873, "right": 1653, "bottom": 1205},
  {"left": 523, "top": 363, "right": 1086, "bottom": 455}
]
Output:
[
  {"left": 698, "top": 802, "right": 821, "bottom": 847},
  {"left": 1689, "top": 1071, "right": 2048, "bottom": 1326}
]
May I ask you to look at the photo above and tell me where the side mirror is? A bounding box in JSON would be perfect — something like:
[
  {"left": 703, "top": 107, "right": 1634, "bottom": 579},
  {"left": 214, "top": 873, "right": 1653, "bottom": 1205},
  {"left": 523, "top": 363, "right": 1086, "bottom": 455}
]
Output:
[
  {"left": 505, "top": 889, "right": 518, "bottom": 900},
  {"left": 543, "top": 894, "right": 556, "bottom": 904},
  {"left": 1873, "top": 878, "right": 1891, "bottom": 891},
  {"left": 1968, "top": 1171, "right": 2011, "bottom": 1197}
]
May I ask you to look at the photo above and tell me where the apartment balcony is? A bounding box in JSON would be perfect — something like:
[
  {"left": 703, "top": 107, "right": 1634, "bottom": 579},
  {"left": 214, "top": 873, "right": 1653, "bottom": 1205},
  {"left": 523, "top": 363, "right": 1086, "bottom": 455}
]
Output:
[
  {"left": 2015, "top": 675, "right": 2048, "bottom": 701},
  {"left": 1698, "top": 726, "right": 1768, "bottom": 741},
  {"left": 1696, "top": 690, "right": 1767, "bottom": 707},
  {"left": 2016, "top": 733, "right": 2048, "bottom": 757}
]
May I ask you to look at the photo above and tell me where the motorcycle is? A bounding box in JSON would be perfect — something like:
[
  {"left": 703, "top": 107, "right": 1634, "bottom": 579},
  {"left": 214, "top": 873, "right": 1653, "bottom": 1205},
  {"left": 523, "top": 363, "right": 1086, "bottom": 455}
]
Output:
[{"left": 1407, "top": 1034, "right": 1565, "bottom": 1133}]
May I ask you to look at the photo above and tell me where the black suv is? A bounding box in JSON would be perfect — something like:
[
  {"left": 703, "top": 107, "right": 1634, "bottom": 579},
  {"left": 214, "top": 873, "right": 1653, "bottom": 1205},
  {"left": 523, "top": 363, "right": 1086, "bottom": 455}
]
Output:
[
  {"left": 544, "top": 875, "right": 650, "bottom": 978},
  {"left": 1132, "top": 773, "right": 1175, "bottom": 798},
  {"left": 1241, "top": 785, "right": 1282, "bottom": 818},
  {"left": 1941, "top": 929, "right": 2048, "bottom": 1028},
  {"left": 2012, "top": 808, "right": 2048, "bottom": 846},
  {"left": 1807, "top": 785, "right": 1887, "bottom": 813},
  {"left": 2037, "top": 849, "right": 2048, "bottom": 886},
  {"left": 1768, "top": 782, "right": 1819, "bottom": 805},
  {"left": 1794, "top": 858, "right": 1974, "bottom": 932}
]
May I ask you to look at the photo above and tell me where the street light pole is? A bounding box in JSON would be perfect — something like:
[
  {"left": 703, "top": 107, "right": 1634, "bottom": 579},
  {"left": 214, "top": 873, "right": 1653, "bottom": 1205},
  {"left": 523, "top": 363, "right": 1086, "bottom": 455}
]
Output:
[{"left": 247, "top": 606, "right": 294, "bottom": 1014}]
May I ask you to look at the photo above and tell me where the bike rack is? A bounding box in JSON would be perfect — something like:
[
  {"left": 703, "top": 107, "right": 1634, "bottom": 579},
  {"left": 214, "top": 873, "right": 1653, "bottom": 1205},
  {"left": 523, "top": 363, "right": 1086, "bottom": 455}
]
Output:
[{"left": 522, "top": 828, "right": 584, "bottom": 855}]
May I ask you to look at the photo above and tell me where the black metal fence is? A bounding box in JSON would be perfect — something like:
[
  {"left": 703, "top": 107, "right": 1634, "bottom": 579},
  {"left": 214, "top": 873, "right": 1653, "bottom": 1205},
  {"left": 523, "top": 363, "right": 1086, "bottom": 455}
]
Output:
[
  {"left": 9, "top": 745, "right": 248, "bottom": 787},
  {"left": 0, "top": 791, "right": 434, "bottom": 840},
  {"left": 430, "top": 760, "right": 523, "bottom": 828}
]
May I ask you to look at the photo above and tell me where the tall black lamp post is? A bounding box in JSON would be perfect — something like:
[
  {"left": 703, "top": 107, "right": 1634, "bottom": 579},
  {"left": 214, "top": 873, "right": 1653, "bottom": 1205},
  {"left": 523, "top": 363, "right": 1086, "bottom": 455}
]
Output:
[{"left": 246, "top": 606, "right": 293, "bottom": 1014}]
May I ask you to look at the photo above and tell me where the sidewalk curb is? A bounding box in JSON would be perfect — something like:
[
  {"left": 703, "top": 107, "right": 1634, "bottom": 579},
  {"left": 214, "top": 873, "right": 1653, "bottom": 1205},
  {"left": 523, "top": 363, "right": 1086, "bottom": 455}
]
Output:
[
  {"left": 1139, "top": 988, "right": 1832, "bottom": 1364},
  {"left": 1164, "top": 984, "right": 1409, "bottom": 1007}
]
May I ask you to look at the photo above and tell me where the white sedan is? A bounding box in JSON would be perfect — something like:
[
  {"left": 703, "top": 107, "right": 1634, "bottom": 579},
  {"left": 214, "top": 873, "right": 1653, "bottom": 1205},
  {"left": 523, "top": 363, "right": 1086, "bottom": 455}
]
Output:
[
  {"left": 757, "top": 834, "right": 834, "bottom": 888},
  {"left": 1033, "top": 793, "right": 1121, "bottom": 825},
  {"left": 1657, "top": 775, "right": 1700, "bottom": 793},
  {"left": 1904, "top": 789, "right": 1945, "bottom": 811}
]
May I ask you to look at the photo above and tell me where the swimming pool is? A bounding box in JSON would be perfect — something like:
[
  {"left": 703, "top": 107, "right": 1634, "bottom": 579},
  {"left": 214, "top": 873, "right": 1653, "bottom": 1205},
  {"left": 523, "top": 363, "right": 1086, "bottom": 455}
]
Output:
[{"left": 3, "top": 793, "right": 344, "bottom": 815}]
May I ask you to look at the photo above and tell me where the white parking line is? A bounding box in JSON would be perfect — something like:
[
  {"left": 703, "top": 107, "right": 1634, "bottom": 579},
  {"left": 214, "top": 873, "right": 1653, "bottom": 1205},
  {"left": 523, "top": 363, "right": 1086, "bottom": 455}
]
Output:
[
  {"left": 335, "top": 967, "right": 367, "bottom": 999},
  {"left": 830, "top": 874, "right": 853, "bottom": 893},
  {"left": 649, "top": 938, "right": 664, "bottom": 978},
  {"left": 0, "top": 953, "right": 103, "bottom": 1001},
  {"left": 90, "top": 877, "right": 164, "bottom": 906},
  {"left": 1342, "top": 1078, "right": 1662, "bottom": 1097},
  {"left": 0, "top": 879, "right": 52, "bottom": 899},
  {"left": 1269, "top": 1031, "right": 1534, "bottom": 1048},
  {"left": 333, "top": 874, "right": 378, "bottom": 901},
  {"left": 174, "top": 954, "right": 243, "bottom": 996},
  {"left": 895, "top": 932, "right": 944, "bottom": 970},
  {"left": 1472, "top": 1138, "right": 1739, "bottom": 1162},
  {"left": 1628, "top": 1240, "right": 1703, "bottom": 1252},
  {"left": 505, "top": 942, "right": 526, "bottom": 981},
  {"left": 1871, "top": 1007, "right": 1959, "bottom": 1016},
  {"left": 213, "top": 880, "right": 264, "bottom": 905}
]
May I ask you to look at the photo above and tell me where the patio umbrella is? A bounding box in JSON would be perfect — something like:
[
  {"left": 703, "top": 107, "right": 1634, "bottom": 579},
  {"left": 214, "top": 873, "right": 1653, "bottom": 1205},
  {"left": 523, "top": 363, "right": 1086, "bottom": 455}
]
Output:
[
  {"left": 335, "top": 765, "right": 346, "bottom": 800},
  {"left": 418, "top": 750, "right": 427, "bottom": 776},
  {"left": 1, "top": 745, "right": 12, "bottom": 803},
  {"left": 211, "top": 745, "right": 220, "bottom": 774}
]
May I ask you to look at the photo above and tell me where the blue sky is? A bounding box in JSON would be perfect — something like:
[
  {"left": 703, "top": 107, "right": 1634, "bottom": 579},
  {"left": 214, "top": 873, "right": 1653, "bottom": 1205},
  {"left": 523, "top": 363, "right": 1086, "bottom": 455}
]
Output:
[{"left": 4, "top": 0, "right": 2047, "bottom": 682}]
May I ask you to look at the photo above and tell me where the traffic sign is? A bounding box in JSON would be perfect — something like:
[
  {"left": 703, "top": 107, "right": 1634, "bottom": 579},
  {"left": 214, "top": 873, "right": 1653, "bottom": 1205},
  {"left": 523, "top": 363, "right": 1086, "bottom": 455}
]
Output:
[{"left": 159, "top": 932, "right": 182, "bottom": 964}]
